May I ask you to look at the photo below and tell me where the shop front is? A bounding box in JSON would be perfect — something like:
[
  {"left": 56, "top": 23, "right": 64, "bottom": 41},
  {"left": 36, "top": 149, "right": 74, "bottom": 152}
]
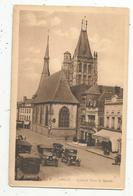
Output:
[
  {"left": 92, "top": 129, "right": 121, "bottom": 153},
  {"left": 79, "top": 127, "right": 96, "bottom": 146}
]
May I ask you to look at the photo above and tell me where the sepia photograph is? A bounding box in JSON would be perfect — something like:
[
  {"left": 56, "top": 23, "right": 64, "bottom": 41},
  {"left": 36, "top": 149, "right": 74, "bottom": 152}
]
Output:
[{"left": 9, "top": 5, "right": 129, "bottom": 189}]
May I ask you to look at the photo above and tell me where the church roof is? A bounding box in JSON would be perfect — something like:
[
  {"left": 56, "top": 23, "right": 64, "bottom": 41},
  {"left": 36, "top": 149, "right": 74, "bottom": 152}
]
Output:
[
  {"left": 32, "top": 71, "right": 79, "bottom": 104},
  {"left": 73, "top": 29, "right": 93, "bottom": 59}
]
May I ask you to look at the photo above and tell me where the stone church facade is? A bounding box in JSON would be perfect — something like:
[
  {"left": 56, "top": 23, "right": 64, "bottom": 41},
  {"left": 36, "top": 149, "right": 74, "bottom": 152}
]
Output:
[
  {"left": 32, "top": 18, "right": 99, "bottom": 138},
  {"left": 32, "top": 35, "right": 79, "bottom": 138}
]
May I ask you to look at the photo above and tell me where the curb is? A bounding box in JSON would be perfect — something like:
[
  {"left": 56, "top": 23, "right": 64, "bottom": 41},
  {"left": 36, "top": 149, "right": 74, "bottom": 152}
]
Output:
[{"left": 66, "top": 142, "right": 114, "bottom": 160}]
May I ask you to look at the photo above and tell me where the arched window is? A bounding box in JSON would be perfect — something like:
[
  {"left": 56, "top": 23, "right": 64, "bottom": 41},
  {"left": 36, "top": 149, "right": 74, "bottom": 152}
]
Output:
[
  {"left": 59, "top": 107, "right": 69, "bottom": 128},
  {"left": 45, "top": 106, "right": 48, "bottom": 126}
]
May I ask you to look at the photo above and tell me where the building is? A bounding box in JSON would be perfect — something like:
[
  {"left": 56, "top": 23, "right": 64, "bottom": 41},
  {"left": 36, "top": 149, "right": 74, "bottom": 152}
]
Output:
[
  {"left": 62, "top": 17, "right": 98, "bottom": 87},
  {"left": 104, "top": 94, "right": 123, "bottom": 131},
  {"left": 32, "top": 34, "right": 79, "bottom": 138},
  {"left": 93, "top": 93, "right": 123, "bottom": 153},
  {"left": 17, "top": 96, "right": 33, "bottom": 128},
  {"left": 76, "top": 85, "right": 123, "bottom": 145}
]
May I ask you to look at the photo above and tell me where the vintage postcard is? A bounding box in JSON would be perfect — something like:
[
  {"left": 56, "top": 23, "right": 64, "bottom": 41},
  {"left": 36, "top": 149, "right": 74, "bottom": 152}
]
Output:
[{"left": 9, "top": 5, "right": 129, "bottom": 189}]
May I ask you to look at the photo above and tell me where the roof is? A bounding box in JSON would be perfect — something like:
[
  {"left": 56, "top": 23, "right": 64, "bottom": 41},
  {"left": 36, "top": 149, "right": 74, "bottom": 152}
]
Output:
[
  {"left": 33, "top": 70, "right": 79, "bottom": 104},
  {"left": 82, "top": 85, "right": 123, "bottom": 97},
  {"left": 71, "top": 84, "right": 90, "bottom": 101},
  {"left": 93, "top": 129, "right": 121, "bottom": 141},
  {"left": 83, "top": 85, "right": 101, "bottom": 95},
  {"left": 73, "top": 29, "right": 92, "bottom": 59}
]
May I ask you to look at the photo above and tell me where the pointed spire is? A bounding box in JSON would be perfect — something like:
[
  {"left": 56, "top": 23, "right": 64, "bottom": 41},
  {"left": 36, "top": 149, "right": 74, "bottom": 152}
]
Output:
[
  {"left": 42, "top": 31, "right": 50, "bottom": 77},
  {"left": 73, "top": 17, "right": 92, "bottom": 59},
  {"left": 81, "top": 16, "right": 87, "bottom": 31},
  {"left": 44, "top": 31, "right": 49, "bottom": 59}
]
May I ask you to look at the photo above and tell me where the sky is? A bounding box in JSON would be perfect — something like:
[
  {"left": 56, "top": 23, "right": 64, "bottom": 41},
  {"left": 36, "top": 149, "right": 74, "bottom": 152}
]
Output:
[{"left": 17, "top": 6, "right": 128, "bottom": 101}]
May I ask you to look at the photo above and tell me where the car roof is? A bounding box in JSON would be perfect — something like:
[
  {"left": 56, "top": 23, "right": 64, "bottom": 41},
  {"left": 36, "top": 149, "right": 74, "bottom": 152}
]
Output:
[
  {"left": 37, "top": 144, "right": 52, "bottom": 149},
  {"left": 18, "top": 153, "right": 40, "bottom": 159},
  {"left": 53, "top": 143, "right": 63, "bottom": 146},
  {"left": 16, "top": 139, "right": 32, "bottom": 147}
]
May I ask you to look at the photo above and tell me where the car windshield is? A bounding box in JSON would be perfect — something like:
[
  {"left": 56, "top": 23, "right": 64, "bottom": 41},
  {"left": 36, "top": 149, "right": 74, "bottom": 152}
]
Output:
[
  {"left": 53, "top": 144, "right": 62, "bottom": 148},
  {"left": 42, "top": 148, "right": 52, "bottom": 155},
  {"left": 67, "top": 149, "right": 77, "bottom": 154}
]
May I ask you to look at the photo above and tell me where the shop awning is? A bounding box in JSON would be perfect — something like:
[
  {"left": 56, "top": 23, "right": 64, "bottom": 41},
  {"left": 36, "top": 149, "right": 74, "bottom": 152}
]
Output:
[{"left": 92, "top": 129, "right": 121, "bottom": 142}]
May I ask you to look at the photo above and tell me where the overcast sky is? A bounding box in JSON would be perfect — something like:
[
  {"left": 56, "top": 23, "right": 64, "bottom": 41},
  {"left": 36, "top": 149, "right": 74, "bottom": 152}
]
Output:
[{"left": 17, "top": 7, "right": 128, "bottom": 101}]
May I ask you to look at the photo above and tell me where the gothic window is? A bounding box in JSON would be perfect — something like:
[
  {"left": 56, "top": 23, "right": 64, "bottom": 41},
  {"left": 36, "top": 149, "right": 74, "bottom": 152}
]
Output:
[
  {"left": 88, "top": 76, "right": 91, "bottom": 84},
  {"left": 76, "top": 75, "right": 81, "bottom": 84},
  {"left": 45, "top": 106, "right": 48, "bottom": 126},
  {"left": 78, "top": 63, "right": 82, "bottom": 72},
  {"left": 59, "top": 106, "right": 69, "bottom": 128},
  {"left": 88, "top": 65, "right": 91, "bottom": 74},
  {"left": 83, "top": 64, "right": 87, "bottom": 73},
  {"left": 83, "top": 75, "right": 86, "bottom": 83},
  {"left": 40, "top": 106, "right": 43, "bottom": 124},
  {"left": 35, "top": 106, "right": 38, "bottom": 123}
]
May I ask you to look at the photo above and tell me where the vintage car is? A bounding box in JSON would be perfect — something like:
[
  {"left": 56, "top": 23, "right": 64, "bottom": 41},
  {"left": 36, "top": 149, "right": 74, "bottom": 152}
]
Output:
[
  {"left": 37, "top": 145, "right": 58, "bottom": 167},
  {"left": 16, "top": 137, "right": 32, "bottom": 155},
  {"left": 112, "top": 154, "right": 121, "bottom": 165},
  {"left": 61, "top": 149, "right": 80, "bottom": 166},
  {"left": 16, "top": 120, "right": 24, "bottom": 129},
  {"left": 15, "top": 153, "right": 41, "bottom": 181},
  {"left": 52, "top": 143, "right": 64, "bottom": 158}
]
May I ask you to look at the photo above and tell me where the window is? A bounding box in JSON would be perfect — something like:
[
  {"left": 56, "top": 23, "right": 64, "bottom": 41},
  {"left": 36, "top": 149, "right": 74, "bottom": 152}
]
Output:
[
  {"left": 88, "top": 115, "right": 95, "bottom": 126},
  {"left": 76, "top": 75, "right": 81, "bottom": 84},
  {"left": 106, "top": 117, "right": 109, "bottom": 128},
  {"left": 78, "top": 63, "right": 82, "bottom": 72},
  {"left": 83, "top": 64, "right": 87, "bottom": 73},
  {"left": 83, "top": 75, "right": 86, "bottom": 83},
  {"left": 39, "top": 106, "right": 42, "bottom": 124},
  {"left": 118, "top": 117, "right": 122, "bottom": 130},
  {"left": 81, "top": 115, "right": 85, "bottom": 124},
  {"left": 88, "top": 65, "right": 91, "bottom": 74},
  {"left": 59, "top": 107, "right": 69, "bottom": 128},
  {"left": 45, "top": 106, "right": 49, "bottom": 126},
  {"left": 111, "top": 117, "right": 115, "bottom": 129}
]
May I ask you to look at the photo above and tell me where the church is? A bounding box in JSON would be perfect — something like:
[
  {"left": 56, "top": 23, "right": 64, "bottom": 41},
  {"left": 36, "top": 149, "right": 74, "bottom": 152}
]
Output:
[{"left": 32, "top": 18, "right": 98, "bottom": 138}]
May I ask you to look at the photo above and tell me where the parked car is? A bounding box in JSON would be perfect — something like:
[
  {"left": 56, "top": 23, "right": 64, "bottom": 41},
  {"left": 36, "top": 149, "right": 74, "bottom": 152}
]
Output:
[
  {"left": 37, "top": 145, "right": 58, "bottom": 167},
  {"left": 61, "top": 149, "right": 80, "bottom": 166},
  {"left": 16, "top": 120, "right": 24, "bottom": 129},
  {"left": 52, "top": 143, "right": 64, "bottom": 158},
  {"left": 15, "top": 153, "right": 41, "bottom": 181},
  {"left": 16, "top": 137, "right": 32, "bottom": 155},
  {"left": 112, "top": 154, "right": 121, "bottom": 165}
]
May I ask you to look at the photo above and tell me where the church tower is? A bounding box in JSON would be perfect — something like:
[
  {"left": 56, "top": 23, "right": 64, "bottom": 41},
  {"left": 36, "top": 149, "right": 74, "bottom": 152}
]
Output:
[
  {"left": 63, "top": 17, "right": 98, "bottom": 87},
  {"left": 33, "top": 33, "right": 50, "bottom": 98}
]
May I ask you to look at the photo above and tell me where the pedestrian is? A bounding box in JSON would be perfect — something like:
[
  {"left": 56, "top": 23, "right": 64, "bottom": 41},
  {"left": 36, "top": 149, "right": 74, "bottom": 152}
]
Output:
[{"left": 48, "top": 120, "right": 52, "bottom": 137}]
